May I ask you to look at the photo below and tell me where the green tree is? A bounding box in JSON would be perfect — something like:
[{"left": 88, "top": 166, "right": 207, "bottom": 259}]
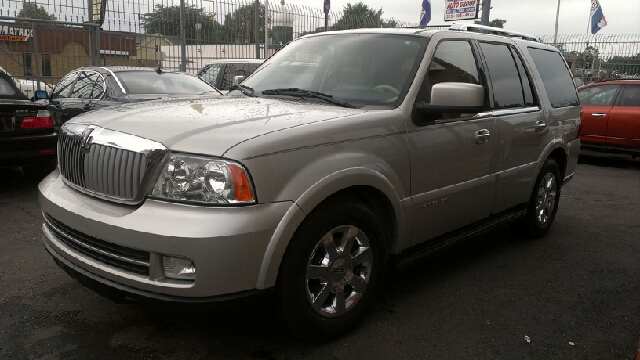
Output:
[
  {"left": 142, "top": 4, "right": 222, "bottom": 44},
  {"left": 474, "top": 18, "right": 507, "bottom": 28},
  {"left": 332, "top": 2, "right": 380, "bottom": 30},
  {"left": 223, "top": 2, "right": 266, "bottom": 43},
  {"left": 18, "top": 2, "right": 56, "bottom": 20}
]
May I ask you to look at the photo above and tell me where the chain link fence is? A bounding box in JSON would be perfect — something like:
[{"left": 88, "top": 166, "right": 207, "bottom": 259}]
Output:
[
  {"left": 541, "top": 34, "right": 640, "bottom": 81},
  {"left": 0, "top": 0, "right": 637, "bottom": 91}
]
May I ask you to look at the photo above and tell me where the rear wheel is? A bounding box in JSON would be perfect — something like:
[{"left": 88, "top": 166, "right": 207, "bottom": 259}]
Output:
[
  {"left": 276, "top": 196, "right": 387, "bottom": 342},
  {"left": 515, "top": 159, "right": 562, "bottom": 238}
]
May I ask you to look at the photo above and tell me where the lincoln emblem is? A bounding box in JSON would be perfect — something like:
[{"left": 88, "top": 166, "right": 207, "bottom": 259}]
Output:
[{"left": 80, "top": 127, "right": 95, "bottom": 154}]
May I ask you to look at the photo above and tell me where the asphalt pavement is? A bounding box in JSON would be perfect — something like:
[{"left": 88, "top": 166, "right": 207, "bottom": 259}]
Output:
[{"left": 1, "top": 155, "right": 639, "bottom": 359}]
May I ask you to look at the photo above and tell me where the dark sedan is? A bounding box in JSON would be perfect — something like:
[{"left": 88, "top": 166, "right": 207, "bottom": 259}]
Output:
[
  {"left": 41, "top": 66, "right": 221, "bottom": 128},
  {"left": 0, "top": 71, "right": 56, "bottom": 177}
]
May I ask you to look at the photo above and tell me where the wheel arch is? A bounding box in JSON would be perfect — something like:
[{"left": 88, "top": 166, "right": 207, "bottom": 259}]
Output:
[{"left": 255, "top": 167, "right": 406, "bottom": 290}]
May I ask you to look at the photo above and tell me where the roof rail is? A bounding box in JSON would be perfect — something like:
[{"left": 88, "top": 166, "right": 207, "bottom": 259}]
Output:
[{"left": 448, "top": 23, "right": 540, "bottom": 42}]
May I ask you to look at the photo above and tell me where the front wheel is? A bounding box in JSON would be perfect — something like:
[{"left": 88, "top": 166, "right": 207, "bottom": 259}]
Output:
[
  {"left": 515, "top": 159, "right": 562, "bottom": 238},
  {"left": 276, "top": 196, "right": 387, "bottom": 342}
]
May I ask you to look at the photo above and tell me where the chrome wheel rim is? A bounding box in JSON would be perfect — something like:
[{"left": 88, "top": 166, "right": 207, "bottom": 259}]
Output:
[
  {"left": 535, "top": 173, "right": 557, "bottom": 225},
  {"left": 305, "top": 225, "right": 373, "bottom": 318}
]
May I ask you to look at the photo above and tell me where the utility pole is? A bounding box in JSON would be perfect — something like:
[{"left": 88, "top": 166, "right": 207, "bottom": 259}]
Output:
[{"left": 480, "top": 0, "right": 491, "bottom": 26}]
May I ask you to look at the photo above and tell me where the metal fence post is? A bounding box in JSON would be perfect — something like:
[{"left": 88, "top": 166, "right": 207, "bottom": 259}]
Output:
[
  {"left": 255, "top": 0, "right": 260, "bottom": 59},
  {"left": 31, "top": 21, "right": 41, "bottom": 90},
  {"left": 264, "top": 0, "right": 269, "bottom": 59},
  {"left": 180, "top": 0, "right": 187, "bottom": 72}
]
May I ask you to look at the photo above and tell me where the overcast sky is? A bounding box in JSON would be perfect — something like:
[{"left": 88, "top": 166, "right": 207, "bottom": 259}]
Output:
[{"left": 282, "top": 0, "right": 640, "bottom": 36}]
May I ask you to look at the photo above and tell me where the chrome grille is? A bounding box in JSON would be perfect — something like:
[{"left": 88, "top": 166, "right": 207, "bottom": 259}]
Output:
[
  {"left": 44, "top": 212, "right": 150, "bottom": 276},
  {"left": 57, "top": 124, "right": 168, "bottom": 204}
]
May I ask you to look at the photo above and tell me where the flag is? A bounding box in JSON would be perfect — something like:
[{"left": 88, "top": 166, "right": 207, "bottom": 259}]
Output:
[
  {"left": 590, "top": 0, "right": 607, "bottom": 34},
  {"left": 420, "top": 0, "right": 431, "bottom": 26}
]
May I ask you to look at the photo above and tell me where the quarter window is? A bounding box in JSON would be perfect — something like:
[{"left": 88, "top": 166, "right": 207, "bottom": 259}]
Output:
[{"left": 527, "top": 47, "right": 579, "bottom": 108}]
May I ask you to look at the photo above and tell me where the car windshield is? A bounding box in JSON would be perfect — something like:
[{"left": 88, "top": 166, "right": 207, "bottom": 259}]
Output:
[
  {"left": 116, "top": 71, "right": 215, "bottom": 95},
  {"left": 200, "top": 64, "right": 222, "bottom": 86},
  {"left": 241, "top": 33, "right": 428, "bottom": 106}
]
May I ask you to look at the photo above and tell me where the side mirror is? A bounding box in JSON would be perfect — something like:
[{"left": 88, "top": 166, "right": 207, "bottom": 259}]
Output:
[
  {"left": 35, "top": 90, "right": 49, "bottom": 100},
  {"left": 415, "top": 82, "right": 485, "bottom": 114},
  {"left": 233, "top": 75, "right": 245, "bottom": 86}
]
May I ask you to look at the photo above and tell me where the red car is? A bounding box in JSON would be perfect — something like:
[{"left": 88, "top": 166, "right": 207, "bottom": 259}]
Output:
[{"left": 578, "top": 79, "right": 640, "bottom": 158}]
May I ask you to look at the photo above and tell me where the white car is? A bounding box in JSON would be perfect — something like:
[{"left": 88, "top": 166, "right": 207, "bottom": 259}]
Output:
[{"left": 0, "top": 66, "right": 53, "bottom": 98}]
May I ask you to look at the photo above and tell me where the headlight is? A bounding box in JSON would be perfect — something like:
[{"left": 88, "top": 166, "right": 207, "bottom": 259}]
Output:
[{"left": 151, "top": 153, "right": 255, "bottom": 204}]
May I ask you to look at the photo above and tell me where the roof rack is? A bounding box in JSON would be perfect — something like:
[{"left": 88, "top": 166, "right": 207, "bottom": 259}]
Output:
[{"left": 448, "top": 23, "right": 540, "bottom": 42}]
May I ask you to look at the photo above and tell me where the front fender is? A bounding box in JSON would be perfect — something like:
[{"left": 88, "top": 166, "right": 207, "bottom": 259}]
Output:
[{"left": 255, "top": 166, "right": 409, "bottom": 290}]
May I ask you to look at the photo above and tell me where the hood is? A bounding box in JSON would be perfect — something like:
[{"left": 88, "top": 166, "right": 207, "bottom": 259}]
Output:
[{"left": 67, "top": 96, "right": 365, "bottom": 157}]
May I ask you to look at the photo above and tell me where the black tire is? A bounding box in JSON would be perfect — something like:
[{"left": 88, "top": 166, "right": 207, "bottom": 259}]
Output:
[
  {"left": 514, "top": 159, "right": 562, "bottom": 238},
  {"left": 276, "top": 196, "right": 387, "bottom": 342}
]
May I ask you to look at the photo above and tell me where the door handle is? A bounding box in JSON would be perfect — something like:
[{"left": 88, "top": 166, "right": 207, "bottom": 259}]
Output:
[
  {"left": 591, "top": 113, "right": 607, "bottom": 117},
  {"left": 475, "top": 129, "right": 490, "bottom": 144},
  {"left": 535, "top": 120, "right": 548, "bottom": 132}
]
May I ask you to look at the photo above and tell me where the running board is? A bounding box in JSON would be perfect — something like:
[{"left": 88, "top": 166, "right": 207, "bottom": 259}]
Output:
[{"left": 393, "top": 205, "right": 527, "bottom": 268}]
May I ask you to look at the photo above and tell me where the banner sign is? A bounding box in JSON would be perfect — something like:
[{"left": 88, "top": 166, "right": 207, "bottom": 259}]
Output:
[
  {"left": 444, "top": 0, "right": 479, "bottom": 21},
  {"left": 0, "top": 26, "right": 33, "bottom": 42}
]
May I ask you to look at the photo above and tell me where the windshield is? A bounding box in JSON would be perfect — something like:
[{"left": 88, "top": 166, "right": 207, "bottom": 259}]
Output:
[
  {"left": 200, "top": 64, "right": 222, "bottom": 86},
  {"left": 242, "top": 33, "right": 428, "bottom": 106},
  {"left": 116, "top": 71, "right": 215, "bottom": 95}
]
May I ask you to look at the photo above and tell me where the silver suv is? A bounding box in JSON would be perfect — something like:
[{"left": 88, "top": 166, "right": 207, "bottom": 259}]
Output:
[{"left": 39, "top": 25, "right": 581, "bottom": 341}]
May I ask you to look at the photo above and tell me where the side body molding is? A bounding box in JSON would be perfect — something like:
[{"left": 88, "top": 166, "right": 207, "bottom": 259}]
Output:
[{"left": 255, "top": 167, "right": 410, "bottom": 289}]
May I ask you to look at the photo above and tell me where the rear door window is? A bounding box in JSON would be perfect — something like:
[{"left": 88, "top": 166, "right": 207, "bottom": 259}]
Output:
[
  {"left": 479, "top": 42, "right": 527, "bottom": 109},
  {"left": 527, "top": 47, "right": 579, "bottom": 108}
]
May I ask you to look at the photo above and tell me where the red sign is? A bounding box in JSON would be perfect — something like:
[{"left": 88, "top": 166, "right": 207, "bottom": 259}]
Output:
[{"left": 0, "top": 34, "right": 28, "bottom": 42}]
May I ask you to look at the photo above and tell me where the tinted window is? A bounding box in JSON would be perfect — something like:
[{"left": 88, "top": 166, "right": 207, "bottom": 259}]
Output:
[
  {"left": 618, "top": 85, "right": 640, "bottom": 106},
  {"left": 578, "top": 84, "right": 620, "bottom": 106},
  {"left": 417, "top": 40, "right": 481, "bottom": 104},
  {"left": 200, "top": 64, "right": 221, "bottom": 87},
  {"left": 480, "top": 42, "right": 524, "bottom": 109},
  {"left": 70, "top": 71, "right": 105, "bottom": 99},
  {"left": 527, "top": 47, "right": 579, "bottom": 108},
  {"left": 511, "top": 48, "right": 536, "bottom": 106},
  {"left": 52, "top": 72, "right": 77, "bottom": 99},
  {"left": 221, "top": 64, "right": 248, "bottom": 90}
]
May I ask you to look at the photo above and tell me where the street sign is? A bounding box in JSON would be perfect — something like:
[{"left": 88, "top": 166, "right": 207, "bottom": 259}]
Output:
[{"left": 324, "top": 0, "right": 330, "bottom": 14}]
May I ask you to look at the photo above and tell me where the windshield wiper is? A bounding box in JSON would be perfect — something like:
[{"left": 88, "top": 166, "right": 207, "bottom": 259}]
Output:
[
  {"left": 260, "top": 88, "right": 356, "bottom": 108},
  {"left": 228, "top": 84, "right": 256, "bottom": 97}
]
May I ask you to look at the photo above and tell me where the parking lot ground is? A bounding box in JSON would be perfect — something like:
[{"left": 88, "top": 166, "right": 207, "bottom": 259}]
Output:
[{"left": 1, "top": 155, "right": 639, "bottom": 359}]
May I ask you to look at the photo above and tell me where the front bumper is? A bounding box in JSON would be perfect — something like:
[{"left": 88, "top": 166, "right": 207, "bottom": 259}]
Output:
[{"left": 39, "top": 170, "right": 293, "bottom": 299}]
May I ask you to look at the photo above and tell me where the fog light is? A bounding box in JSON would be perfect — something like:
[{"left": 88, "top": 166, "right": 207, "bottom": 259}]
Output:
[{"left": 163, "top": 256, "right": 196, "bottom": 280}]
